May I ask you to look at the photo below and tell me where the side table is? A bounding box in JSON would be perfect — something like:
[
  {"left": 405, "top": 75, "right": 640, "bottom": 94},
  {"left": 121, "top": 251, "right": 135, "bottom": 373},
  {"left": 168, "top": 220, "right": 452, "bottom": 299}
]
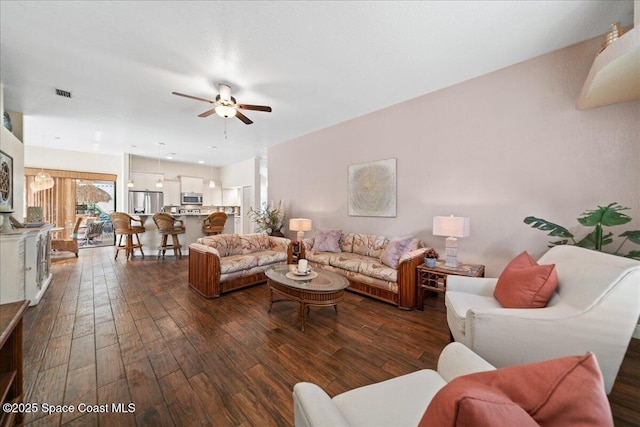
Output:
[
  {"left": 287, "top": 241, "right": 306, "bottom": 264},
  {"left": 416, "top": 260, "right": 485, "bottom": 310},
  {"left": 0, "top": 300, "right": 29, "bottom": 426}
]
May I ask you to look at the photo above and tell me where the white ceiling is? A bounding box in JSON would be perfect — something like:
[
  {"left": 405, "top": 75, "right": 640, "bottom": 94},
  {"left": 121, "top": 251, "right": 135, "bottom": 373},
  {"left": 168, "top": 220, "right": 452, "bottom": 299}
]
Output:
[{"left": 0, "top": 1, "right": 634, "bottom": 167}]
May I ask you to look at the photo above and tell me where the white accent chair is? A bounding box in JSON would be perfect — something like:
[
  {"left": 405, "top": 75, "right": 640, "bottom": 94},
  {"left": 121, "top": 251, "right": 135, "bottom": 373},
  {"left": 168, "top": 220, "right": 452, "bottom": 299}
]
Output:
[
  {"left": 445, "top": 245, "right": 640, "bottom": 393},
  {"left": 292, "top": 342, "right": 495, "bottom": 427}
]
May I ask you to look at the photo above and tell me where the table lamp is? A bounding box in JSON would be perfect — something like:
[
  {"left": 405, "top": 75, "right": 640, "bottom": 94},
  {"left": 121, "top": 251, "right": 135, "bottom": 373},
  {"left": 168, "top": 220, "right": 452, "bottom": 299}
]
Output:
[
  {"left": 433, "top": 216, "right": 470, "bottom": 267},
  {"left": 289, "top": 218, "right": 312, "bottom": 242}
]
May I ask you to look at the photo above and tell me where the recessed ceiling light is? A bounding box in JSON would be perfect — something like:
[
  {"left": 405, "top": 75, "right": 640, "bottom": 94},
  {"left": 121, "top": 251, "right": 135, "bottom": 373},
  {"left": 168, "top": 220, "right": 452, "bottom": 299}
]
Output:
[
  {"left": 208, "top": 145, "right": 218, "bottom": 150},
  {"left": 198, "top": 160, "right": 205, "bottom": 164},
  {"left": 166, "top": 155, "right": 173, "bottom": 160}
]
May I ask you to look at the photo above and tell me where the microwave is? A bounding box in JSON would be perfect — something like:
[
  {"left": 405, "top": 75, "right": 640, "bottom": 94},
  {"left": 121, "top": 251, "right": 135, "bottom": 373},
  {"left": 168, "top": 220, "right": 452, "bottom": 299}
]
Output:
[{"left": 181, "top": 192, "right": 203, "bottom": 205}]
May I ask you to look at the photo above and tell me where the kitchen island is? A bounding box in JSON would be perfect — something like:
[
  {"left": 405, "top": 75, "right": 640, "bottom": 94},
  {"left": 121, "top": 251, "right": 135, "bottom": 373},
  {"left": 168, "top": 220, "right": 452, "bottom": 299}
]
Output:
[{"left": 130, "top": 212, "right": 238, "bottom": 256}]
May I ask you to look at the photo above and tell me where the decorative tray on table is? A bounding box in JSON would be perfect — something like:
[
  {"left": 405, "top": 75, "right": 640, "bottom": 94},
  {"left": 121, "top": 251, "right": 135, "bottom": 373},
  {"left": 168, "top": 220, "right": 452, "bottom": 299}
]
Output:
[{"left": 285, "top": 269, "right": 319, "bottom": 280}]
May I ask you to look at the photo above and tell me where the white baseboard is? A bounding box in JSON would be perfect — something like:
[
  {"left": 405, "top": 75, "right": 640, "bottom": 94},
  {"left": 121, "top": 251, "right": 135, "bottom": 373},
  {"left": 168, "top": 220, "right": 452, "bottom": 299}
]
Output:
[{"left": 634, "top": 324, "right": 640, "bottom": 340}]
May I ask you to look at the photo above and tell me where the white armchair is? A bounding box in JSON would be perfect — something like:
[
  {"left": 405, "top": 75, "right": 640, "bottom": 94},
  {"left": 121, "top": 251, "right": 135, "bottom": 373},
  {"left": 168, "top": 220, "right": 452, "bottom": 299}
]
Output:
[
  {"left": 445, "top": 245, "right": 640, "bottom": 393},
  {"left": 293, "top": 342, "right": 495, "bottom": 427}
]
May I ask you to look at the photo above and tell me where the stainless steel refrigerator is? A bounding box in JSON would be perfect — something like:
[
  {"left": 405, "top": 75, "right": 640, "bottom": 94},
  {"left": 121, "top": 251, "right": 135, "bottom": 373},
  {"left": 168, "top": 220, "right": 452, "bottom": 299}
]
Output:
[{"left": 128, "top": 191, "right": 164, "bottom": 214}]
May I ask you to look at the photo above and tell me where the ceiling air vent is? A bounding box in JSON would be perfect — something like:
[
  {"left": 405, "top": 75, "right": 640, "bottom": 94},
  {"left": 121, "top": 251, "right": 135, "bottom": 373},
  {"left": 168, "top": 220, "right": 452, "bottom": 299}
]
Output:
[{"left": 54, "top": 88, "right": 72, "bottom": 98}]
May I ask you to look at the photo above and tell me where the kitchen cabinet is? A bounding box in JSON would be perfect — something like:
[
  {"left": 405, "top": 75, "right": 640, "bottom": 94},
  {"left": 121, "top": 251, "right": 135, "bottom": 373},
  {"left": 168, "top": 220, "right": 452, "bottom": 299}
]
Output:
[
  {"left": 164, "top": 181, "right": 181, "bottom": 205},
  {"left": 222, "top": 188, "right": 240, "bottom": 206},
  {"left": 203, "top": 185, "right": 222, "bottom": 206},
  {"left": 180, "top": 176, "right": 203, "bottom": 194},
  {"left": 131, "top": 172, "right": 164, "bottom": 191}
]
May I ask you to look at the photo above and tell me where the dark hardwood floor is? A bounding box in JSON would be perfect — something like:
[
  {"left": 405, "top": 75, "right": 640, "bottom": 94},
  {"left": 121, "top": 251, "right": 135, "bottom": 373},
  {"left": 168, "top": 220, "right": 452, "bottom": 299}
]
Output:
[{"left": 19, "top": 247, "right": 640, "bottom": 426}]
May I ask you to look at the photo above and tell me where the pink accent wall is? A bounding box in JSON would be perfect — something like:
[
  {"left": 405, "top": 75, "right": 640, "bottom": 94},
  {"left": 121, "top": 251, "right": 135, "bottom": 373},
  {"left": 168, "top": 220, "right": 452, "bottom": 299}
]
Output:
[{"left": 268, "top": 36, "right": 640, "bottom": 276}]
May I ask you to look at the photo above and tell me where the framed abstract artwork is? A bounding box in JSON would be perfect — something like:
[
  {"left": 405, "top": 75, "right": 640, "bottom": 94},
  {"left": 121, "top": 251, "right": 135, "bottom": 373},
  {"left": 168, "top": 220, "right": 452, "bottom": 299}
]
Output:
[
  {"left": 0, "top": 150, "right": 13, "bottom": 211},
  {"left": 348, "top": 158, "right": 396, "bottom": 217}
]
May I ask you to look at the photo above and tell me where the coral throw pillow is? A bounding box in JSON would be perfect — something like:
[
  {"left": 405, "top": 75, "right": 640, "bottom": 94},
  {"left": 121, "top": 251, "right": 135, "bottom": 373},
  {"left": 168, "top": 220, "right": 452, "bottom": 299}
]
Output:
[
  {"left": 419, "top": 352, "right": 613, "bottom": 427},
  {"left": 380, "top": 236, "right": 413, "bottom": 269},
  {"left": 493, "top": 251, "right": 558, "bottom": 308},
  {"left": 311, "top": 229, "right": 342, "bottom": 253}
]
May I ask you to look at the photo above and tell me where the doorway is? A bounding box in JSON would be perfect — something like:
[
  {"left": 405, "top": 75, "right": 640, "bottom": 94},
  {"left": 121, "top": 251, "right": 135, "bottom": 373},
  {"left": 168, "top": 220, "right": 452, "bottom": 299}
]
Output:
[{"left": 25, "top": 168, "right": 117, "bottom": 248}]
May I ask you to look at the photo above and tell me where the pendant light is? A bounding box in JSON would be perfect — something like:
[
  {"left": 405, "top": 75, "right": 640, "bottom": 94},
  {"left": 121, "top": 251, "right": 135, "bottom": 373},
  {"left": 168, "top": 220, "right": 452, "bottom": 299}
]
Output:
[
  {"left": 30, "top": 169, "right": 54, "bottom": 192},
  {"left": 30, "top": 138, "right": 54, "bottom": 192},
  {"left": 127, "top": 153, "right": 134, "bottom": 188},
  {"left": 155, "top": 142, "right": 164, "bottom": 188}
]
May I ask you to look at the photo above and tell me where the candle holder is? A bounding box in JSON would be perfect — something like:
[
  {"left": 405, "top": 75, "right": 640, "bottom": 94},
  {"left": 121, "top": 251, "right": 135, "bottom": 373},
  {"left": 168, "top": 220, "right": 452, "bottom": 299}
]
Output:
[{"left": 0, "top": 211, "right": 15, "bottom": 233}]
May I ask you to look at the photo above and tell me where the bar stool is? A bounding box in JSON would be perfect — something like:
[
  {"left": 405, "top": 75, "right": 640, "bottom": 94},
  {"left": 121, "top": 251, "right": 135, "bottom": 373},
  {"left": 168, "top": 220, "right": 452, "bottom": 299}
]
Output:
[
  {"left": 202, "top": 212, "right": 227, "bottom": 235},
  {"left": 110, "top": 212, "right": 146, "bottom": 260},
  {"left": 153, "top": 213, "right": 185, "bottom": 258}
]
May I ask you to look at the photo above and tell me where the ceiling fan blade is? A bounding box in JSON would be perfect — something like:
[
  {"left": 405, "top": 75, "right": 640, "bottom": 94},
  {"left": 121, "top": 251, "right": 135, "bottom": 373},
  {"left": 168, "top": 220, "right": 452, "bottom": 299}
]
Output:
[
  {"left": 172, "top": 91, "right": 215, "bottom": 104},
  {"left": 198, "top": 108, "right": 217, "bottom": 118},
  {"left": 238, "top": 104, "right": 272, "bottom": 112},
  {"left": 235, "top": 110, "right": 253, "bottom": 125}
]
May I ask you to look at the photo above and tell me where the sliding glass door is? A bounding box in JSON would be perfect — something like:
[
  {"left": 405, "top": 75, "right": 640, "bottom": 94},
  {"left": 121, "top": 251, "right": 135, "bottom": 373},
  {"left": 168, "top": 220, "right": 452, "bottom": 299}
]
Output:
[{"left": 25, "top": 168, "right": 117, "bottom": 248}]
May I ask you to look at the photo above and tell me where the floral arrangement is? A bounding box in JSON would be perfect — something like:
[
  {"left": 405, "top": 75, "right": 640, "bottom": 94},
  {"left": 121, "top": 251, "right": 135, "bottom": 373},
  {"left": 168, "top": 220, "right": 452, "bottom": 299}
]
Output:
[
  {"left": 247, "top": 201, "right": 285, "bottom": 234},
  {"left": 424, "top": 248, "right": 439, "bottom": 259}
]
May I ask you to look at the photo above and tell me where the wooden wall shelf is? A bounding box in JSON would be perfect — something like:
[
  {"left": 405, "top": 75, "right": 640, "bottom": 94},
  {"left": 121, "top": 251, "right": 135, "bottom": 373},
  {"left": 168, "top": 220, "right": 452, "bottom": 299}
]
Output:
[{"left": 577, "top": 27, "right": 640, "bottom": 110}]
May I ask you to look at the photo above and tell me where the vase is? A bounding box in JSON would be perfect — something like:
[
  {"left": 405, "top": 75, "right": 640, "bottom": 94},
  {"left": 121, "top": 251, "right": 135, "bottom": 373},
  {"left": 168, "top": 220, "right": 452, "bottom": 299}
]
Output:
[
  {"left": 3, "top": 112, "right": 12, "bottom": 132},
  {"left": 270, "top": 230, "right": 284, "bottom": 237},
  {"left": 425, "top": 257, "right": 437, "bottom": 268}
]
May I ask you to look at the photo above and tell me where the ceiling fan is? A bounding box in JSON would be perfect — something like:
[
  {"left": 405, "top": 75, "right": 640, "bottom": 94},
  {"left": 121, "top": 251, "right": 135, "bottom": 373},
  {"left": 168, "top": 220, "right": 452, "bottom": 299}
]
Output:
[{"left": 172, "top": 84, "right": 272, "bottom": 125}]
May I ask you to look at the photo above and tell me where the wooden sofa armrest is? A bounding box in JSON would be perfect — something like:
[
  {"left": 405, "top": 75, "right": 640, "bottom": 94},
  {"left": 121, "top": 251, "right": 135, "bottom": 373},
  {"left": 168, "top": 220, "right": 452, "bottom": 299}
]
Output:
[
  {"left": 188, "top": 243, "right": 222, "bottom": 298},
  {"left": 397, "top": 247, "right": 429, "bottom": 310}
]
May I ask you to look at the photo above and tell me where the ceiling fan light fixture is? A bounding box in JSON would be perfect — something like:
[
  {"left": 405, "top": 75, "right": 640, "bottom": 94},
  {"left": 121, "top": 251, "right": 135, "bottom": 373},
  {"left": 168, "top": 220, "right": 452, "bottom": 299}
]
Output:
[{"left": 215, "top": 105, "right": 237, "bottom": 118}]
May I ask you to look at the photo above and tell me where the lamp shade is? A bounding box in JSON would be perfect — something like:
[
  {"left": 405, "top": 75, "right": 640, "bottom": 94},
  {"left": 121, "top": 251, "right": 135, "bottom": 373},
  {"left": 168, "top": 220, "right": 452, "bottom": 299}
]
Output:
[
  {"left": 433, "top": 216, "right": 470, "bottom": 238},
  {"left": 289, "top": 218, "right": 312, "bottom": 232}
]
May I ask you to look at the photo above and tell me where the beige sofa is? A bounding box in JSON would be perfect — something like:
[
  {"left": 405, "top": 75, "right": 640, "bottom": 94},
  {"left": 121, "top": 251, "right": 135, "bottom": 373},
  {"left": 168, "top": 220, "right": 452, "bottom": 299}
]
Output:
[
  {"left": 188, "top": 233, "right": 290, "bottom": 298},
  {"left": 302, "top": 232, "right": 429, "bottom": 309}
]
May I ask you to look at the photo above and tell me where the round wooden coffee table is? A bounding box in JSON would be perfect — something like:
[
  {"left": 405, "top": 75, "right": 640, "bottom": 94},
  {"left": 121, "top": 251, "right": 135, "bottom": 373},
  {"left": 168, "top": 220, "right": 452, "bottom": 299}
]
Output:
[{"left": 265, "top": 264, "right": 349, "bottom": 332}]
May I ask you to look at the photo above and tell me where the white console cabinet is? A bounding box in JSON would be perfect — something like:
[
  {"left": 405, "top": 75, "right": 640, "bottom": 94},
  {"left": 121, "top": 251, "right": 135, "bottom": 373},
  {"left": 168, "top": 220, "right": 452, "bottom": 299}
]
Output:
[{"left": 0, "top": 224, "right": 53, "bottom": 306}]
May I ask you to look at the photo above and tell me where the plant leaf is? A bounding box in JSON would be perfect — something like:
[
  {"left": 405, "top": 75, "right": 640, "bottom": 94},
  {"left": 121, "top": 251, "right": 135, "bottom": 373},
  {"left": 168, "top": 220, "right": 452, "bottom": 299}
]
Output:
[
  {"left": 576, "top": 231, "right": 613, "bottom": 249},
  {"left": 577, "top": 203, "right": 632, "bottom": 227},
  {"left": 619, "top": 230, "right": 640, "bottom": 245},
  {"left": 523, "top": 216, "right": 574, "bottom": 238},
  {"left": 625, "top": 250, "right": 640, "bottom": 259}
]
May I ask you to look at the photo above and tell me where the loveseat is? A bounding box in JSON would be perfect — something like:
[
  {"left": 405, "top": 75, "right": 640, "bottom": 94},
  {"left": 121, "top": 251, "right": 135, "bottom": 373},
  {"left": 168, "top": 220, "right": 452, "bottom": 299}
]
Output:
[
  {"left": 293, "top": 342, "right": 613, "bottom": 427},
  {"left": 188, "top": 233, "right": 290, "bottom": 298},
  {"left": 301, "top": 231, "right": 429, "bottom": 309}
]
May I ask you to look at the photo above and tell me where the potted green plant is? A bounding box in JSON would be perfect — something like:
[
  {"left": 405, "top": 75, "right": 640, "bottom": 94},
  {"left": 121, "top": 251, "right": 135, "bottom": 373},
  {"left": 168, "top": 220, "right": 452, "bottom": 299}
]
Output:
[
  {"left": 424, "top": 248, "right": 440, "bottom": 268},
  {"left": 524, "top": 202, "right": 640, "bottom": 259},
  {"left": 247, "top": 201, "right": 285, "bottom": 236}
]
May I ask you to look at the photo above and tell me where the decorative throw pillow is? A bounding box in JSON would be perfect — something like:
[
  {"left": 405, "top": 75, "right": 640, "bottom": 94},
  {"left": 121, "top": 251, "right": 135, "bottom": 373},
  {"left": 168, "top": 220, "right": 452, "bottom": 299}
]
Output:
[
  {"left": 379, "top": 236, "right": 413, "bottom": 269},
  {"left": 311, "top": 229, "right": 342, "bottom": 253},
  {"left": 493, "top": 251, "right": 558, "bottom": 308},
  {"left": 419, "top": 352, "right": 613, "bottom": 427}
]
